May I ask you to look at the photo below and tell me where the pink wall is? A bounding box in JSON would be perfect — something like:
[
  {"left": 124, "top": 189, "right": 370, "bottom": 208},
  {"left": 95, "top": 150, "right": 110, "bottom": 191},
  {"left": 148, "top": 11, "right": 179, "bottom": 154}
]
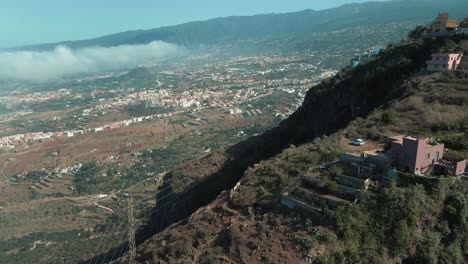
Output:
[
  {"left": 389, "top": 136, "right": 467, "bottom": 176},
  {"left": 398, "top": 137, "right": 444, "bottom": 174},
  {"left": 455, "top": 160, "right": 467, "bottom": 176}
]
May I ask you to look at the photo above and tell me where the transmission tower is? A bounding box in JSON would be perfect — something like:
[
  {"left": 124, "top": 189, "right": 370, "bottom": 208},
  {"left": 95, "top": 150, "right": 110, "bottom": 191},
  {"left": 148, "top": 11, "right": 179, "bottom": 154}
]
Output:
[{"left": 127, "top": 198, "right": 137, "bottom": 263}]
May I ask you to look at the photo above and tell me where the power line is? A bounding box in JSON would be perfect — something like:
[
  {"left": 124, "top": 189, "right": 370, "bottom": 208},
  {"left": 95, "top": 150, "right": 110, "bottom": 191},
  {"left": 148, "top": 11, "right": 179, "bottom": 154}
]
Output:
[
  {"left": 89, "top": 185, "right": 173, "bottom": 264},
  {"left": 86, "top": 143, "right": 249, "bottom": 263},
  {"left": 94, "top": 176, "right": 216, "bottom": 263}
]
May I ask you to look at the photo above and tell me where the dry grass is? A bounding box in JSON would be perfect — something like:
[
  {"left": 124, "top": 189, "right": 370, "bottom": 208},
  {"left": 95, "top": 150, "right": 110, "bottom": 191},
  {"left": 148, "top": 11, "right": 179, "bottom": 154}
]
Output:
[
  {"left": 344, "top": 70, "right": 468, "bottom": 142},
  {"left": 0, "top": 197, "right": 109, "bottom": 240}
]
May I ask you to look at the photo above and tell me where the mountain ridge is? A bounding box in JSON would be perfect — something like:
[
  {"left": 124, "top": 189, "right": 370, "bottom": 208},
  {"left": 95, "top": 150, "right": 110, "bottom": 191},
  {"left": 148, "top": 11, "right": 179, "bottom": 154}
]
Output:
[{"left": 7, "top": 0, "right": 468, "bottom": 51}]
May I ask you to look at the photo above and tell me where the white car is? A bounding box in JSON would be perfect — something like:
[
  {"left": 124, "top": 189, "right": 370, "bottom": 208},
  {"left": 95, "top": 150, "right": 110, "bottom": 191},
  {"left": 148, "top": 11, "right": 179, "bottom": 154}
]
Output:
[{"left": 350, "top": 139, "right": 365, "bottom": 146}]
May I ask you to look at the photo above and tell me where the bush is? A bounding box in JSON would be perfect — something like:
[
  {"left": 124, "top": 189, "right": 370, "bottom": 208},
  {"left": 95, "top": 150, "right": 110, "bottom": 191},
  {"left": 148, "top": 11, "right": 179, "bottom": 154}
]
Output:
[
  {"left": 317, "top": 230, "right": 338, "bottom": 243},
  {"left": 325, "top": 181, "right": 338, "bottom": 193},
  {"left": 328, "top": 165, "right": 343, "bottom": 176},
  {"left": 414, "top": 231, "right": 441, "bottom": 264},
  {"left": 381, "top": 109, "right": 400, "bottom": 124},
  {"left": 298, "top": 236, "right": 315, "bottom": 250},
  {"left": 319, "top": 150, "right": 340, "bottom": 164},
  {"left": 388, "top": 179, "right": 397, "bottom": 189}
]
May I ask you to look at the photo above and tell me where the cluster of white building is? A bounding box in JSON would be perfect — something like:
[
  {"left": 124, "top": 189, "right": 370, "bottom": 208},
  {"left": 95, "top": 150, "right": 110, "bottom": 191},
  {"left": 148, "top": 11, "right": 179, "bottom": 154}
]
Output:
[{"left": 0, "top": 111, "right": 184, "bottom": 150}]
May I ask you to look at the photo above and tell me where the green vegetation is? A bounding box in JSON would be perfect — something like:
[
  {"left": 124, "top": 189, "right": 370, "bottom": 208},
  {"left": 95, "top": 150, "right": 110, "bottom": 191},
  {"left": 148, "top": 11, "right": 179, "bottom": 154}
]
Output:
[
  {"left": 0, "top": 230, "right": 106, "bottom": 263},
  {"left": 314, "top": 182, "right": 467, "bottom": 263},
  {"left": 380, "top": 109, "right": 400, "bottom": 124},
  {"left": 413, "top": 128, "right": 468, "bottom": 158},
  {"left": 328, "top": 164, "right": 343, "bottom": 176},
  {"left": 24, "top": 171, "right": 48, "bottom": 182},
  {"left": 407, "top": 25, "right": 426, "bottom": 39},
  {"left": 73, "top": 161, "right": 103, "bottom": 194}
]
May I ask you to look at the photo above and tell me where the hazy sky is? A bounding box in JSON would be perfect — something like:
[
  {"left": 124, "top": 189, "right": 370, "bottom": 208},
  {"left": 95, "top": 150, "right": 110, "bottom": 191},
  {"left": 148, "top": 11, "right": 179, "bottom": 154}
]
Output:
[{"left": 0, "top": 0, "right": 388, "bottom": 48}]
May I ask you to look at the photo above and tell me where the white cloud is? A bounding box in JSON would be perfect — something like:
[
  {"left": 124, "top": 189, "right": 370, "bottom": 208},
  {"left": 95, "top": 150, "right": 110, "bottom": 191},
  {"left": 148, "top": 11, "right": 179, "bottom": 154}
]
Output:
[{"left": 0, "top": 41, "right": 185, "bottom": 81}]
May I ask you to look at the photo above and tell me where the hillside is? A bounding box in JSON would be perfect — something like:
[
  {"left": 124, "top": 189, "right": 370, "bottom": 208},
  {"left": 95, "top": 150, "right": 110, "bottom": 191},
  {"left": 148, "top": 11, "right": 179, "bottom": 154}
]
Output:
[
  {"left": 9, "top": 0, "right": 468, "bottom": 52},
  {"left": 110, "top": 34, "right": 468, "bottom": 263}
]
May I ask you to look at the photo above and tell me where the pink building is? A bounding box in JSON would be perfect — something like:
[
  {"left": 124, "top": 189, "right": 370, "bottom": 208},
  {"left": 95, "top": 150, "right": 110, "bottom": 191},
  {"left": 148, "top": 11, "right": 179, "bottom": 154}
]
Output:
[
  {"left": 438, "top": 154, "right": 467, "bottom": 176},
  {"left": 387, "top": 136, "right": 467, "bottom": 176},
  {"left": 426, "top": 53, "right": 463, "bottom": 72}
]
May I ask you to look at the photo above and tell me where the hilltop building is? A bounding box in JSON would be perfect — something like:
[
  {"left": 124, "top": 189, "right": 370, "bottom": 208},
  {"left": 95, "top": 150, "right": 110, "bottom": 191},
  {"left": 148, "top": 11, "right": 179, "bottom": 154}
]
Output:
[
  {"left": 386, "top": 136, "right": 466, "bottom": 176},
  {"left": 423, "top": 13, "right": 468, "bottom": 37},
  {"left": 426, "top": 53, "right": 463, "bottom": 71},
  {"left": 426, "top": 13, "right": 457, "bottom": 34},
  {"left": 281, "top": 135, "right": 467, "bottom": 220}
]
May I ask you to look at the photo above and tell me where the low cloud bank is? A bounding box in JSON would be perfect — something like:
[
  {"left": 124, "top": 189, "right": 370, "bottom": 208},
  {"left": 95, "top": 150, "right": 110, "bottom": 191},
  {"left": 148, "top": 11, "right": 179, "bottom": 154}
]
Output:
[{"left": 0, "top": 41, "right": 185, "bottom": 81}]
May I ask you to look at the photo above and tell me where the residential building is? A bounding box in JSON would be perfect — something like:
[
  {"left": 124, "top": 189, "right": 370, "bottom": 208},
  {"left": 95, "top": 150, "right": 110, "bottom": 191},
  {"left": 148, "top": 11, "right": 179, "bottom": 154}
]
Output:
[
  {"left": 386, "top": 136, "right": 466, "bottom": 176},
  {"left": 426, "top": 13, "right": 457, "bottom": 34},
  {"left": 438, "top": 154, "right": 467, "bottom": 176},
  {"left": 426, "top": 53, "right": 463, "bottom": 71}
]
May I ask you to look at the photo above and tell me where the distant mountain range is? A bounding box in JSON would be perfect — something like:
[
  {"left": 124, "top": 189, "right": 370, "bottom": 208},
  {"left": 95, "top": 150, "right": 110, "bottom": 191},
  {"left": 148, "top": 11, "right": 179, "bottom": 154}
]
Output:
[{"left": 8, "top": 0, "right": 468, "bottom": 51}]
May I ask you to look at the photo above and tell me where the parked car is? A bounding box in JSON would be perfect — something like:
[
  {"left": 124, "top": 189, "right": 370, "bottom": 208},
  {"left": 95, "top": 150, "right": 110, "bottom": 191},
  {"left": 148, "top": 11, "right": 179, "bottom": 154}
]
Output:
[{"left": 350, "top": 138, "right": 365, "bottom": 146}]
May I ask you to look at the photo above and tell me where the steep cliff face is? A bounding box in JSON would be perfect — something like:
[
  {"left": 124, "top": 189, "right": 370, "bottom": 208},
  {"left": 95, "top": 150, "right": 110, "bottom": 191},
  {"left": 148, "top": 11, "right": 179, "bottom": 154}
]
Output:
[{"left": 101, "top": 36, "right": 467, "bottom": 263}]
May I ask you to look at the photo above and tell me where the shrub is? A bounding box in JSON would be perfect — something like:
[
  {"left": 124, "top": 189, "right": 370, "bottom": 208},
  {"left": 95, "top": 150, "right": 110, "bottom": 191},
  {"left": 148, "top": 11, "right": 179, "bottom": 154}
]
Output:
[
  {"left": 389, "top": 180, "right": 397, "bottom": 189},
  {"left": 414, "top": 231, "right": 442, "bottom": 264},
  {"left": 298, "top": 236, "right": 315, "bottom": 250},
  {"left": 325, "top": 181, "right": 338, "bottom": 193},
  {"left": 381, "top": 109, "right": 400, "bottom": 124},
  {"left": 328, "top": 165, "right": 343, "bottom": 176},
  {"left": 317, "top": 230, "right": 338, "bottom": 243},
  {"left": 319, "top": 152, "right": 338, "bottom": 164}
]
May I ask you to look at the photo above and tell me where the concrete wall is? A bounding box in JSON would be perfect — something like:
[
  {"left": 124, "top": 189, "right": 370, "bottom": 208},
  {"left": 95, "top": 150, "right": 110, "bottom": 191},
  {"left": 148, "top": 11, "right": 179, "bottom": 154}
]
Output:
[
  {"left": 366, "top": 154, "right": 391, "bottom": 172},
  {"left": 336, "top": 174, "right": 369, "bottom": 190},
  {"left": 337, "top": 184, "right": 361, "bottom": 197},
  {"left": 280, "top": 195, "right": 327, "bottom": 223}
]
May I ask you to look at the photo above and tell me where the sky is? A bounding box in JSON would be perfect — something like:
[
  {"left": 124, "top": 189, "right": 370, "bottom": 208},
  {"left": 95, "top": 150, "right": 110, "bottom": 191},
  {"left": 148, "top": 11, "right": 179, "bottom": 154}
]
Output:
[{"left": 0, "top": 0, "right": 388, "bottom": 48}]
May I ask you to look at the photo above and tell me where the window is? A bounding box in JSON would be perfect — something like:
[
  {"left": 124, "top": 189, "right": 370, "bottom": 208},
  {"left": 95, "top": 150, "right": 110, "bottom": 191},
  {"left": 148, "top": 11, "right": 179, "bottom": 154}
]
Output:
[
  {"left": 435, "top": 65, "right": 438, "bottom": 68},
  {"left": 443, "top": 65, "right": 446, "bottom": 68},
  {"left": 426, "top": 153, "right": 430, "bottom": 159}
]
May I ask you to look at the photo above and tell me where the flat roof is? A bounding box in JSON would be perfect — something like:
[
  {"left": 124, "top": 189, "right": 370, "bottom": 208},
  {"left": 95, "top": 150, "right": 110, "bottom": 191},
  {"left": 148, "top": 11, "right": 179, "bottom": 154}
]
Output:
[{"left": 431, "top": 53, "right": 462, "bottom": 56}]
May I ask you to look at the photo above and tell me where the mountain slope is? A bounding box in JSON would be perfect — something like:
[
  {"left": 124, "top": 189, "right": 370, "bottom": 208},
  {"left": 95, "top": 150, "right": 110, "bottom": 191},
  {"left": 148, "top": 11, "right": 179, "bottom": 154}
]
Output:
[
  {"left": 108, "top": 33, "right": 468, "bottom": 263},
  {"left": 11, "top": 0, "right": 468, "bottom": 51}
]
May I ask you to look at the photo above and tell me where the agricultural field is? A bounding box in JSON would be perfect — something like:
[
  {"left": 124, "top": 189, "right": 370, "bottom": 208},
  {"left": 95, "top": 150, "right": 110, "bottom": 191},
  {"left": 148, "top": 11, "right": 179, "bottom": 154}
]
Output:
[{"left": 0, "top": 52, "right": 317, "bottom": 262}]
